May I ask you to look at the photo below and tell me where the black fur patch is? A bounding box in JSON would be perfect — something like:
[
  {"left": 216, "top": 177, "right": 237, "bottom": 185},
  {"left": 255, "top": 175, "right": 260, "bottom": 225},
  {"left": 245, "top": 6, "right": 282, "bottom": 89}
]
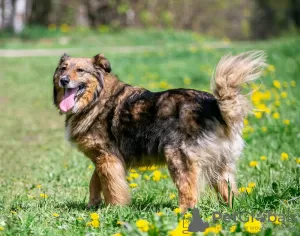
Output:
[{"left": 109, "top": 88, "right": 225, "bottom": 164}]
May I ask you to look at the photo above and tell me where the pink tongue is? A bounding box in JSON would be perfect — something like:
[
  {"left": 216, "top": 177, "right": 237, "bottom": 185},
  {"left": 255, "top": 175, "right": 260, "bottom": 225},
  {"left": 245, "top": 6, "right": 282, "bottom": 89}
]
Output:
[{"left": 59, "top": 88, "right": 77, "bottom": 112}]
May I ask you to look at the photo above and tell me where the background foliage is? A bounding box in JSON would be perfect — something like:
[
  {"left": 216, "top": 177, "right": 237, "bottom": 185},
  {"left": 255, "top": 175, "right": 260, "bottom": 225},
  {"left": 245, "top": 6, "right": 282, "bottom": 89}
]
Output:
[{"left": 1, "top": 0, "right": 300, "bottom": 39}]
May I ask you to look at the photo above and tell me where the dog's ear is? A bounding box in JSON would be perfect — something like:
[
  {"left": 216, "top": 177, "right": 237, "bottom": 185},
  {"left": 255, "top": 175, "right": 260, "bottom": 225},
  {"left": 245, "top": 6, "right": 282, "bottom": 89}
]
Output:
[
  {"left": 58, "top": 53, "right": 70, "bottom": 65},
  {"left": 93, "top": 53, "right": 111, "bottom": 73}
]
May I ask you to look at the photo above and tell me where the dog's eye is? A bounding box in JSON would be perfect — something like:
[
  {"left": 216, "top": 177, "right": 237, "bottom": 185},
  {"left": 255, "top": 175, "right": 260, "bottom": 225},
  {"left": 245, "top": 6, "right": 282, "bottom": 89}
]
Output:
[
  {"left": 77, "top": 68, "right": 85, "bottom": 73},
  {"left": 61, "top": 66, "right": 67, "bottom": 71}
]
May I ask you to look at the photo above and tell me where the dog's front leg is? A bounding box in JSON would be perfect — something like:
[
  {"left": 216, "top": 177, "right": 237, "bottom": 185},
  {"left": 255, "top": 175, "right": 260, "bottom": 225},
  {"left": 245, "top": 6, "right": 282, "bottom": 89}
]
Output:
[
  {"left": 87, "top": 169, "right": 102, "bottom": 208},
  {"left": 95, "top": 153, "right": 130, "bottom": 205}
]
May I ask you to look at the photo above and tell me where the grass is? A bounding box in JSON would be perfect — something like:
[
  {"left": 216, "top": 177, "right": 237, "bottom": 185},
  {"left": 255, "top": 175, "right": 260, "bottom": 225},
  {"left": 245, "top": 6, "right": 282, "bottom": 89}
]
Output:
[{"left": 0, "top": 29, "right": 300, "bottom": 235}]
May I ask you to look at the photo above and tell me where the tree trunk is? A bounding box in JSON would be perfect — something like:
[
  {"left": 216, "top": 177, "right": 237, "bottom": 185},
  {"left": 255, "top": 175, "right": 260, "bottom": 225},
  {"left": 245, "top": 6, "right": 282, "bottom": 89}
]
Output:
[{"left": 13, "top": 0, "right": 27, "bottom": 33}]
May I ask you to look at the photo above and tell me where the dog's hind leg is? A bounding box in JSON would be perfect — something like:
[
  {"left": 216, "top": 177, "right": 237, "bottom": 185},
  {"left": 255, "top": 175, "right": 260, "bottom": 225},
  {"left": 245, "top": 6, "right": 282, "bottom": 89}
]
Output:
[
  {"left": 87, "top": 169, "right": 102, "bottom": 208},
  {"left": 164, "top": 147, "right": 200, "bottom": 211},
  {"left": 95, "top": 153, "right": 130, "bottom": 205},
  {"left": 213, "top": 170, "right": 238, "bottom": 207}
]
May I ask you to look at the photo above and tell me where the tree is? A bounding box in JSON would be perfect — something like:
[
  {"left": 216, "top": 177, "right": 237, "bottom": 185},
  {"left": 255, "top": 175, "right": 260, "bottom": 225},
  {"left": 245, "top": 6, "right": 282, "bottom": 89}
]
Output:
[{"left": 13, "top": 0, "right": 27, "bottom": 33}]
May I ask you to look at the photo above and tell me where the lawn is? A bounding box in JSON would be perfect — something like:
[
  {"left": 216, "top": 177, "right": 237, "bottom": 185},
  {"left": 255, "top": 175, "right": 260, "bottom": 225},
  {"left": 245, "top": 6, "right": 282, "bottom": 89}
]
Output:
[{"left": 0, "top": 29, "right": 299, "bottom": 235}]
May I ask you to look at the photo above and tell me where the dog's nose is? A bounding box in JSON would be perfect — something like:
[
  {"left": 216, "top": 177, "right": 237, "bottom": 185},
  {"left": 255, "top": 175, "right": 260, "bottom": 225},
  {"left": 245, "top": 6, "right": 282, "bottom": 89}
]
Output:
[{"left": 60, "top": 76, "right": 70, "bottom": 86}]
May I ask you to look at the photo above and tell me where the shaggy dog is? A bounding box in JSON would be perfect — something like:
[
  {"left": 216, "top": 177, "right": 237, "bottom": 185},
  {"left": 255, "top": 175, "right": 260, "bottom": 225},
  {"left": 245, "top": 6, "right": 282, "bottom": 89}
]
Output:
[{"left": 53, "top": 52, "right": 265, "bottom": 210}]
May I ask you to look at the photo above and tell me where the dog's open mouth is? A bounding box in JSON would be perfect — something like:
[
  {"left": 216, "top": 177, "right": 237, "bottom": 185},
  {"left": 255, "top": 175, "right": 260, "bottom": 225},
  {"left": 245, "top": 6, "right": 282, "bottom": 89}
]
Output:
[{"left": 59, "top": 85, "right": 85, "bottom": 112}]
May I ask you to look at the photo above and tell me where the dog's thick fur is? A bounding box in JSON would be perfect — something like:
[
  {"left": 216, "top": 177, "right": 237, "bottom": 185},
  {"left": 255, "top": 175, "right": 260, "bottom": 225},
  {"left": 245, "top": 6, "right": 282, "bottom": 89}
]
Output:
[{"left": 53, "top": 52, "right": 265, "bottom": 210}]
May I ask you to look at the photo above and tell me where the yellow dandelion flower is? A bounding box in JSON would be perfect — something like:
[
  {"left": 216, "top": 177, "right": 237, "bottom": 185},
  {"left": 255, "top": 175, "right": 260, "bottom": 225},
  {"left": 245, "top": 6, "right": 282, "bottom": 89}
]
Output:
[
  {"left": 254, "top": 111, "right": 262, "bottom": 119},
  {"left": 274, "top": 100, "right": 281, "bottom": 107},
  {"left": 90, "top": 212, "right": 99, "bottom": 220},
  {"left": 11, "top": 211, "right": 17, "bottom": 214},
  {"left": 268, "top": 65, "right": 276, "bottom": 72},
  {"left": 129, "top": 183, "right": 138, "bottom": 188},
  {"left": 77, "top": 217, "right": 83, "bottom": 221},
  {"left": 149, "top": 165, "right": 158, "bottom": 170},
  {"left": 129, "top": 173, "right": 140, "bottom": 179},
  {"left": 281, "top": 92, "right": 288, "bottom": 98},
  {"left": 183, "top": 77, "right": 191, "bottom": 85},
  {"left": 264, "top": 107, "right": 271, "bottom": 114},
  {"left": 230, "top": 225, "right": 237, "bottom": 232},
  {"left": 173, "top": 208, "right": 182, "bottom": 214},
  {"left": 244, "top": 217, "right": 262, "bottom": 234},
  {"left": 60, "top": 23, "right": 70, "bottom": 33},
  {"left": 204, "top": 224, "right": 222, "bottom": 235},
  {"left": 91, "top": 219, "right": 100, "bottom": 228},
  {"left": 130, "top": 168, "right": 137, "bottom": 173},
  {"left": 246, "top": 187, "right": 252, "bottom": 193},
  {"left": 113, "top": 233, "right": 122, "bottom": 236},
  {"left": 249, "top": 161, "right": 258, "bottom": 167},
  {"left": 168, "top": 220, "right": 192, "bottom": 236},
  {"left": 136, "top": 219, "right": 150, "bottom": 232},
  {"left": 281, "top": 152, "right": 288, "bottom": 161},
  {"left": 117, "top": 220, "right": 124, "bottom": 225},
  {"left": 296, "top": 158, "right": 300, "bottom": 164},
  {"left": 290, "top": 80, "right": 296, "bottom": 87},
  {"left": 273, "top": 80, "right": 281, "bottom": 89},
  {"left": 283, "top": 81, "right": 289, "bottom": 88},
  {"left": 156, "top": 212, "right": 163, "bottom": 216},
  {"left": 40, "top": 193, "right": 48, "bottom": 198},
  {"left": 260, "top": 155, "right": 267, "bottom": 161},
  {"left": 52, "top": 213, "right": 59, "bottom": 217},
  {"left": 88, "top": 164, "right": 93, "bottom": 169},
  {"left": 184, "top": 212, "right": 192, "bottom": 218},
  {"left": 36, "top": 184, "right": 42, "bottom": 189},
  {"left": 283, "top": 119, "right": 290, "bottom": 126},
  {"left": 248, "top": 182, "right": 256, "bottom": 188},
  {"left": 0, "top": 226, "right": 4, "bottom": 231},
  {"left": 239, "top": 187, "right": 252, "bottom": 193},
  {"left": 269, "top": 216, "right": 282, "bottom": 225},
  {"left": 162, "top": 174, "right": 168, "bottom": 179},
  {"left": 144, "top": 174, "right": 150, "bottom": 180},
  {"left": 244, "top": 119, "right": 249, "bottom": 126},
  {"left": 152, "top": 170, "right": 162, "bottom": 181},
  {"left": 261, "top": 127, "right": 267, "bottom": 132},
  {"left": 159, "top": 81, "right": 170, "bottom": 89},
  {"left": 138, "top": 166, "right": 147, "bottom": 171},
  {"left": 272, "top": 112, "right": 280, "bottom": 119},
  {"left": 126, "top": 176, "right": 133, "bottom": 181},
  {"left": 86, "top": 221, "right": 92, "bottom": 227},
  {"left": 169, "top": 193, "right": 176, "bottom": 200}
]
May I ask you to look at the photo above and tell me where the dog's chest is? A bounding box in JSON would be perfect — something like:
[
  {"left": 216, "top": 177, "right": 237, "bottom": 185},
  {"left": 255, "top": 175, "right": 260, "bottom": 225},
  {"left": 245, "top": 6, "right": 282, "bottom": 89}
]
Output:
[{"left": 64, "top": 120, "right": 105, "bottom": 159}]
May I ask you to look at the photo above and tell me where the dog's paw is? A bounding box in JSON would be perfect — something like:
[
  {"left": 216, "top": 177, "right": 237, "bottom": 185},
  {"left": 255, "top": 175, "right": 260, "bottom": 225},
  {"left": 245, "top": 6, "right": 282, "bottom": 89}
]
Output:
[{"left": 87, "top": 199, "right": 102, "bottom": 209}]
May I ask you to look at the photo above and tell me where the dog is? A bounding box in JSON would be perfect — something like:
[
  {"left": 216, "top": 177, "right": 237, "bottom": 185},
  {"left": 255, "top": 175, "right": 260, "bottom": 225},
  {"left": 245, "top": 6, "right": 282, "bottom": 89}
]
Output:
[{"left": 53, "top": 51, "right": 265, "bottom": 211}]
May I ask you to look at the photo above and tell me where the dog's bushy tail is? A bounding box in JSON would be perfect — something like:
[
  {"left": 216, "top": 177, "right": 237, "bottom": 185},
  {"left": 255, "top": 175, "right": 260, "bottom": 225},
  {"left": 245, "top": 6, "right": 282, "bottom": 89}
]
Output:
[{"left": 211, "top": 51, "right": 266, "bottom": 126}]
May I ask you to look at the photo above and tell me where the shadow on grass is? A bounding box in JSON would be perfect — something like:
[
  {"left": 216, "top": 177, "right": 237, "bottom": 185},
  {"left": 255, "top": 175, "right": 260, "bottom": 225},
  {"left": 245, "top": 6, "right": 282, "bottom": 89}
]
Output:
[
  {"left": 130, "top": 196, "right": 175, "bottom": 211},
  {"left": 55, "top": 200, "right": 92, "bottom": 211}
]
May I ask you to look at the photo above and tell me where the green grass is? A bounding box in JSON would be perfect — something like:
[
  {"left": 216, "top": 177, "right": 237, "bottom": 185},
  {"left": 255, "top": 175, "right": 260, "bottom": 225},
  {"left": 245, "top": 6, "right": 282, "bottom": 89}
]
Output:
[
  {"left": 0, "top": 30, "right": 300, "bottom": 235},
  {"left": 0, "top": 27, "right": 209, "bottom": 49}
]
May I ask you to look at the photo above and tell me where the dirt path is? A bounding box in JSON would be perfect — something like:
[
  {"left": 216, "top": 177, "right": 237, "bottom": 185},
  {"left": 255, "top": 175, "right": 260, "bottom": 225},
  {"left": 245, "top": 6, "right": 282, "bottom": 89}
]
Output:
[{"left": 0, "top": 42, "right": 231, "bottom": 58}]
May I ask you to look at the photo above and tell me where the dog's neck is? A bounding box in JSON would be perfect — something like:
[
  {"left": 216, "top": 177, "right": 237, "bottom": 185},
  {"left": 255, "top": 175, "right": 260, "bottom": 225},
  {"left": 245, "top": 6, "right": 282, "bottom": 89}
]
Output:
[{"left": 65, "top": 74, "right": 132, "bottom": 139}]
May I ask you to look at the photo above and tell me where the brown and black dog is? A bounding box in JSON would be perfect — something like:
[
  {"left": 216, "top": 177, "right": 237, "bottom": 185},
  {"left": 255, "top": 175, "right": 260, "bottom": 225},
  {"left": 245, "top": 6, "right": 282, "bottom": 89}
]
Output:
[{"left": 53, "top": 52, "right": 265, "bottom": 210}]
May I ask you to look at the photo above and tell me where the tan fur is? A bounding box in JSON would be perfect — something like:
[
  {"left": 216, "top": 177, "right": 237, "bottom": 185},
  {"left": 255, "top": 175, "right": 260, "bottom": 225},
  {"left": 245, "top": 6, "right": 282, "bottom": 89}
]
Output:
[
  {"left": 95, "top": 153, "right": 130, "bottom": 205},
  {"left": 211, "top": 51, "right": 266, "bottom": 125}
]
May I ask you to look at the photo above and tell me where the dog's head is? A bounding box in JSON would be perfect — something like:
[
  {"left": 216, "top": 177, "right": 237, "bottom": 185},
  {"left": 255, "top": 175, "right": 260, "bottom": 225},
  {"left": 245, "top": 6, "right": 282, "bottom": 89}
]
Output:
[{"left": 53, "top": 53, "right": 111, "bottom": 114}]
